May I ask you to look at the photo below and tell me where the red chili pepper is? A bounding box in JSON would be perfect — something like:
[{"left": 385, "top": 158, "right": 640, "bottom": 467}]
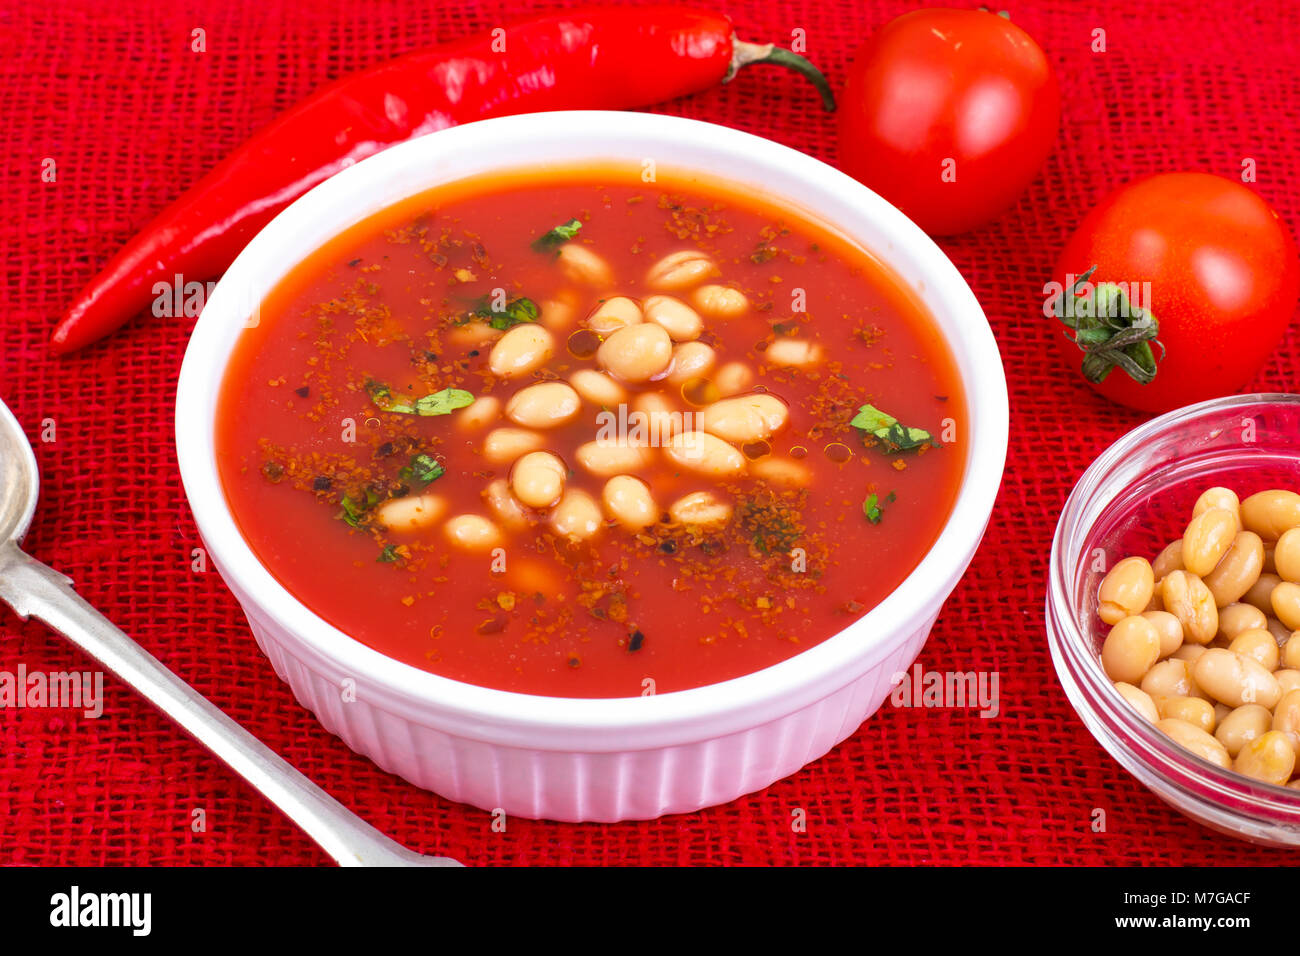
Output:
[{"left": 50, "top": 6, "right": 834, "bottom": 354}]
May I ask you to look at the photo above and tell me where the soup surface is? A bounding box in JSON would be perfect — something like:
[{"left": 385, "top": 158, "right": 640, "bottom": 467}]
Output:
[{"left": 215, "top": 164, "right": 967, "bottom": 697}]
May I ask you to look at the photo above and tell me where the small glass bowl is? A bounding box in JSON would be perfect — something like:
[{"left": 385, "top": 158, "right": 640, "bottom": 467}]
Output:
[{"left": 1047, "top": 393, "right": 1300, "bottom": 846}]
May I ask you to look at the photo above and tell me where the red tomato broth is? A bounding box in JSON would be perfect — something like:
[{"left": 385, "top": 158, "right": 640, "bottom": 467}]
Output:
[{"left": 215, "top": 163, "right": 967, "bottom": 697}]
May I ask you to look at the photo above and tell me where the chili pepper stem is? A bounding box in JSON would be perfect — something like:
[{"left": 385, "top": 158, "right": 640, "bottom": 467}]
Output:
[{"left": 728, "top": 39, "right": 837, "bottom": 112}]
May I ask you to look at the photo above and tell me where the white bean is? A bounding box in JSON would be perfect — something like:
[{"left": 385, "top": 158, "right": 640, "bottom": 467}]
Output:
[
  {"left": 632, "top": 392, "right": 685, "bottom": 442},
  {"left": 539, "top": 294, "right": 578, "bottom": 332},
  {"left": 569, "top": 369, "right": 627, "bottom": 408},
  {"left": 482, "top": 479, "right": 530, "bottom": 529},
  {"left": 597, "top": 323, "right": 673, "bottom": 382},
  {"left": 765, "top": 337, "right": 824, "bottom": 368},
  {"left": 642, "top": 295, "right": 703, "bottom": 341},
  {"left": 692, "top": 284, "right": 749, "bottom": 318},
  {"left": 715, "top": 361, "right": 754, "bottom": 396},
  {"left": 586, "top": 296, "right": 643, "bottom": 335},
  {"left": 602, "top": 476, "right": 659, "bottom": 530},
  {"left": 1157, "top": 718, "right": 1231, "bottom": 768},
  {"left": 444, "top": 514, "right": 503, "bottom": 551},
  {"left": 456, "top": 395, "right": 500, "bottom": 431},
  {"left": 483, "top": 427, "right": 545, "bottom": 464},
  {"left": 510, "top": 451, "right": 567, "bottom": 509},
  {"left": 699, "top": 393, "right": 789, "bottom": 443},
  {"left": 750, "top": 456, "right": 811, "bottom": 487},
  {"left": 1115, "top": 682, "right": 1160, "bottom": 723},
  {"left": 550, "top": 489, "right": 603, "bottom": 541},
  {"left": 666, "top": 431, "right": 747, "bottom": 477},
  {"left": 558, "top": 244, "right": 613, "bottom": 286},
  {"left": 376, "top": 494, "right": 446, "bottom": 531},
  {"left": 576, "top": 440, "right": 654, "bottom": 477},
  {"left": 669, "top": 491, "right": 732, "bottom": 527},
  {"left": 665, "top": 342, "right": 718, "bottom": 385},
  {"left": 646, "top": 250, "right": 719, "bottom": 290},
  {"left": 1192, "top": 648, "right": 1282, "bottom": 709},
  {"left": 1242, "top": 490, "right": 1300, "bottom": 540},
  {"left": 505, "top": 382, "right": 581, "bottom": 428},
  {"left": 447, "top": 320, "right": 502, "bottom": 348},
  {"left": 488, "top": 324, "right": 554, "bottom": 379}
]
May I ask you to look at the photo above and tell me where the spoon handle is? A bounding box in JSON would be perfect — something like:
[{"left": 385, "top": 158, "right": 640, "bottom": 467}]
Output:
[{"left": 0, "top": 546, "right": 459, "bottom": 867}]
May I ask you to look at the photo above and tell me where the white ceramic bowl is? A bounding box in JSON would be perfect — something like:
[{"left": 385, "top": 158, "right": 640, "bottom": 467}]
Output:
[{"left": 176, "top": 111, "right": 1008, "bottom": 822}]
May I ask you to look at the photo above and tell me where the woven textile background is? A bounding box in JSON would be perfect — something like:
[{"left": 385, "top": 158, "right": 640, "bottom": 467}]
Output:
[{"left": 2, "top": 0, "right": 1298, "bottom": 866}]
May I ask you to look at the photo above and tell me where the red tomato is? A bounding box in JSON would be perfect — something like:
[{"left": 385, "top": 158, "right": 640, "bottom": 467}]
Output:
[
  {"left": 1051, "top": 173, "right": 1299, "bottom": 414},
  {"left": 837, "top": 8, "right": 1059, "bottom": 235}
]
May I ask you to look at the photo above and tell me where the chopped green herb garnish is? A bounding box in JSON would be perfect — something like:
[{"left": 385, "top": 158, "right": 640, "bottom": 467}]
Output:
[
  {"left": 413, "top": 388, "right": 475, "bottom": 416},
  {"left": 365, "top": 379, "right": 395, "bottom": 405},
  {"left": 366, "top": 379, "right": 475, "bottom": 416},
  {"left": 339, "top": 488, "right": 381, "bottom": 528},
  {"left": 531, "top": 218, "right": 583, "bottom": 254},
  {"left": 377, "top": 544, "right": 400, "bottom": 563},
  {"left": 468, "top": 294, "right": 540, "bottom": 330},
  {"left": 397, "top": 452, "right": 444, "bottom": 486},
  {"left": 850, "top": 403, "right": 938, "bottom": 451},
  {"left": 863, "top": 490, "right": 897, "bottom": 525}
]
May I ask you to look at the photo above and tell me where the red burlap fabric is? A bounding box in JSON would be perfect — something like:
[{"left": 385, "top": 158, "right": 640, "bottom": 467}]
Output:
[{"left": 2, "top": 0, "right": 1297, "bottom": 865}]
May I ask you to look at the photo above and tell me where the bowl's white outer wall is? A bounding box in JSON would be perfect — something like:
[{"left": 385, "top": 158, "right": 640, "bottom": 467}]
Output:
[{"left": 176, "top": 112, "right": 1008, "bottom": 822}]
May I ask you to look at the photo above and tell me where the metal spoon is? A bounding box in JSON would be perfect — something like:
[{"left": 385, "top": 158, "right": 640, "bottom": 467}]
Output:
[{"left": 0, "top": 398, "right": 459, "bottom": 866}]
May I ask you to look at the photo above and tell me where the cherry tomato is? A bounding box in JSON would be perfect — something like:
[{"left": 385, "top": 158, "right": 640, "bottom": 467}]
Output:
[
  {"left": 837, "top": 8, "right": 1059, "bottom": 236},
  {"left": 1050, "top": 172, "right": 1299, "bottom": 414}
]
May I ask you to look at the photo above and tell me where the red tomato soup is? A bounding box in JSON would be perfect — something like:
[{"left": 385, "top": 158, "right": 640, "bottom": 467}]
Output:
[{"left": 215, "top": 164, "right": 967, "bottom": 698}]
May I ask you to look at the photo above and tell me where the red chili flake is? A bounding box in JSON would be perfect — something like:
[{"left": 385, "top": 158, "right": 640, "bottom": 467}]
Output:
[{"left": 628, "top": 629, "right": 645, "bottom": 652}]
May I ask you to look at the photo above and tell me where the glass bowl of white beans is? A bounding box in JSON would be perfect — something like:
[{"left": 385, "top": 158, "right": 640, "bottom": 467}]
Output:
[{"left": 1048, "top": 392, "right": 1300, "bottom": 846}]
